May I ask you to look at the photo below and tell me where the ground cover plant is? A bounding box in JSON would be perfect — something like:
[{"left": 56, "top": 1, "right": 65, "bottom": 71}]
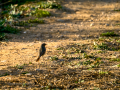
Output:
[{"left": 0, "top": 0, "right": 62, "bottom": 40}]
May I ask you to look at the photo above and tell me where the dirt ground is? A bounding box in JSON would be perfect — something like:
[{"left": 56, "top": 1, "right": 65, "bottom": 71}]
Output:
[{"left": 0, "top": 0, "right": 120, "bottom": 89}]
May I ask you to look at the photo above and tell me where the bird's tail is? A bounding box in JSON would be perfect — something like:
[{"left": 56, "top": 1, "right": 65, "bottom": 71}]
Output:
[{"left": 36, "top": 56, "right": 40, "bottom": 62}]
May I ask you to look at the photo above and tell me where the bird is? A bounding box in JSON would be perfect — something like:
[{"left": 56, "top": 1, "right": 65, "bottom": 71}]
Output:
[{"left": 36, "top": 43, "right": 47, "bottom": 62}]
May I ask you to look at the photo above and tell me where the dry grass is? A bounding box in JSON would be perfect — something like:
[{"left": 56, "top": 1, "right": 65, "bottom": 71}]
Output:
[{"left": 0, "top": 0, "right": 120, "bottom": 89}]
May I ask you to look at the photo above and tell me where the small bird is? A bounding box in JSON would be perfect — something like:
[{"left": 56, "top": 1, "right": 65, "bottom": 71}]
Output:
[{"left": 36, "top": 43, "right": 47, "bottom": 62}]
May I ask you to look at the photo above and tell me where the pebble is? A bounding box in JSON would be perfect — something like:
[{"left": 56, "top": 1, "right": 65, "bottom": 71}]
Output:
[
  {"left": 36, "top": 69, "right": 41, "bottom": 71},
  {"left": 23, "top": 31, "right": 27, "bottom": 33},
  {"left": 25, "top": 73, "right": 32, "bottom": 76},
  {"left": 116, "top": 54, "right": 120, "bottom": 58},
  {"left": 21, "top": 48, "right": 27, "bottom": 50},
  {"left": 58, "top": 35, "right": 65, "bottom": 38},
  {"left": 90, "top": 23, "right": 94, "bottom": 26},
  {"left": 106, "top": 24, "right": 109, "bottom": 26},
  {"left": 1, "top": 60, "right": 6, "bottom": 62},
  {"left": 57, "top": 19, "right": 65, "bottom": 22}
]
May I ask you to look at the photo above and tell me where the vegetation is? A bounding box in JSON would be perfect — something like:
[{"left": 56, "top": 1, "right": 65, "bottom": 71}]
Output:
[
  {"left": 32, "top": 9, "right": 51, "bottom": 18},
  {"left": 100, "top": 31, "right": 118, "bottom": 37},
  {"left": 0, "top": 72, "right": 9, "bottom": 77},
  {"left": 50, "top": 56, "right": 58, "bottom": 61},
  {"left": 114, "top": 9, "right": 120, "bottom": 11},
  {"left": 0, "top": 0, "right": 62, "bottom": 41}
]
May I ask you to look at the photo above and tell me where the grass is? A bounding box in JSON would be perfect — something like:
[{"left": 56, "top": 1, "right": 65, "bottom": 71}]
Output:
[
  {"left": 50, "top": 56, "right": 58, "bottom": 61},
  {"left": 0, "top": 20, "right": 21, "bottom": 40},
  {"left": 118, "top": 64, "right": 120, "bottom": 67},
  {"left": 0, "top": 33, "right": 5, "bottom": 41},
  {"left": 22, "top": 71, "right": 29, "bottom": 74},
  {"left": 32, "top": 9, "right": 51, "bottom": 18},
  {"left": 94, "top": 43, "right": 108, "bottom": 50},
  {"left": 3, "top": 25, "right": 20, "bottom": 34},
  {"left": 100, "top": 31, "right": 118, "bottom": 37},
  {"left": 16, "top": 64, "right": 24, "bottom": 69},
  {"left": 115, "top": 23, "right": 120, "bottom": 26},
  {"left": 56, "top": 47, "right": 64, "bottom": 50},
  {"left": 13, "top": 19, "right": 44, "bottom": 26},
  {"left": 82, "top": 53, "right": 94, "bottom": 59},
  {"left": 110, "top": 58, "right": 120, "bottom": 62},
  {"left": 0, "top": 0, "right": 62, "bottom": 41},
  {"left": 97, "top": 50, "right": 106, "bottom": 53},
  {"left": 29, "top": 62, "right": 32, "bottom": 64},
  {"left": 37, "top": 1, "right": 62, "bottom": 9},
  {"left": 99, "top": 71, "right": 108, "bottom": 75},
  {"left": 83, "top": 60, "right": 93, "bottom": 65},
  {"left": 13, "top": 21, "right": 29, "bottom": 26},
  {"left": 0, "top": 72, "right": 9, "bottom": 77},
  {"left": 114, "top": 9, "right": 120, "bottom": 11},
  {"left": 28, "top": 18, "right": 44, "bottom": 23}
]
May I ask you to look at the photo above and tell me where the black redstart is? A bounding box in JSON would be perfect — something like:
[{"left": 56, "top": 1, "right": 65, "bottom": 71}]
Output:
[{"left": 36, "top": 43, "right": 47, "bottom": 62}]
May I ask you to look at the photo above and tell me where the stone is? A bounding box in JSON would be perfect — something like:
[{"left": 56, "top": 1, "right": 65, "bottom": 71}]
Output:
[
  {"left": 90, "top": 23, "right": 94, "bottom": 26},
  {"left": 36, "top": 69, "right": 41, "bottom": 71},
  {"left": 25, "top": 73, "right": 32, "bottom": 76},
  {"left": 57, "top": 19, "right": 65, "bottom": 22}
]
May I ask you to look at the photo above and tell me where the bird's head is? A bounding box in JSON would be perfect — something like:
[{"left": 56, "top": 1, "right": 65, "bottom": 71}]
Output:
[{"left": 42, "top": 43, "right": 47, "bottom": 46}]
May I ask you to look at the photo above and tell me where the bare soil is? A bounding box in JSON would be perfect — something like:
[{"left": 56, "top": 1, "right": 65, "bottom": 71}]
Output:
[{"left": 0, "top": 0, "right": 120, "bottom": 89}]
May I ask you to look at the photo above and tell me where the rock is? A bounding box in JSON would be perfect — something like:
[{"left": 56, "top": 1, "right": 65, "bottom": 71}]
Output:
[
  {"left": 1, "top": 60, "right": 6, "bottom": 62},
  {"left": 77, "top": 35, "right": 80, "bottom": 38},
  {"left": 23, "top": 31, "right": 27, "bottom": 33},
  {"left": 90, "top": 23, "right": 94, "bottom": 26},
  {"left": 36, "top": 69, "right": 41, "bottom": 71},
  {"left": 58, "top": 35, "right": 65, "bottom": 38},
  {"left": 21, "top": 48, "right": 27, "bottom": 50},
  {"left": 25, "top": 73, "right": 32, "bottom": 76},
  {"left": 57, "top": 19, "right": 65, "bottom": 22},
  {"left": 116, "top": 55, "right": 120, "bottom": 58},
  {"left": 89, "top": 20, "right": 93, "bottom": 22},
  {"left": 73, "top": 39, "right": 76, "bottom": 41},
  {"left": 90, "top": 15, "right": 94, "bottom": 17},
  {"left": 106, "top": 24, "right": 109, "bottom": 26}
]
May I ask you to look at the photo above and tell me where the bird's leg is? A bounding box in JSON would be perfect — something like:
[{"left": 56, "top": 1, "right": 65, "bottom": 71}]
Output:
[{"left": 42, "top": 56, "right": 44, "bottom": 61}]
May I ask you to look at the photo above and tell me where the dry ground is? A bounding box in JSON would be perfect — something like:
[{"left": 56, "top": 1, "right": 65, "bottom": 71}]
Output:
[{"left": 0, "top": 0, "right": 120, "bottom": 89}]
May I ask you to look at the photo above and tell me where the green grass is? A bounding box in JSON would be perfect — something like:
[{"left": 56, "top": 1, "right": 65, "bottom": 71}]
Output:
[
  {"left": 28, "top": 18, "right": 44, "bottom": 23},
  {"left": 83, "top": 60, "right": 93, "bottom": 65},
  {"left": 4, "top": 25, "right": 20, "bottom": 34},
  {"left": 32, "top": 9, "right": 51, "bottom": 18},
  {"left": 16, "top": 65, "right": 24, "bottom": 69},
  {"left": 97, "top": 50, "right": 105, "bottom": 53},
  {"left": 114, "top": 9, "right": 120, "bottom": 11},
  {"left": 13, "top": 21, "right": 29, "bottom": 26},
  {"left": 37, "top": 1, "right": 62, "bottom": 9},
  {"left": 0, "top": 20, "right": 21, "bottom": 40},
  {"left": 50, "top": 56, "right": 58, "bottom": 61},
  {"left": 82, "top": 53, "right": 94, "bottom": 59},
  {"left": 115, "top": 24, "right": 120, "bottom": 26},
  {"left": 96, "top": 57, "right": 102, "bottom": 61},
  {"left": 0, "top": 72, "right": 9, "bottom": 77},
  {"left": 94, "top": 43, "right": 108, "bottom": 50},
  {"left": 118, "top": 64, "right": 120, "bottom": 67},
  {"left": 22, "top": 71, "right": 28, "bottom": 74},
  {"left": 110, "top": 58, "right": 120, "bottom": 62},
  {"left": 100, "top": 31, "right": 118, "bottom": 37},
  {"left": 99, "top": 71, "right": 108, "bottom": 75},
  {"left": 29, "top": 62, "right": 32, "bottom": 64},
  {"left": 0, "top": 33, "right": 5, "bottom": 40},
  {"left": 56, "top": 47, "right": 64, "bottom": 50},
  {"left": 13, "top": 19, "right": 44, "bottom": 26},
  {"left": 116, "top": 40, "right": 120, "bottom": 43}
]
